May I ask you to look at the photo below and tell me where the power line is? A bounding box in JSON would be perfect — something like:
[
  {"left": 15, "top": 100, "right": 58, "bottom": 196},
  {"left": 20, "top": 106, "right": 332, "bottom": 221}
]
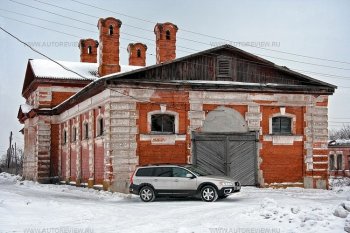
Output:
[
  {"left": 0, "top": 8, "right": 96, "bottom": 33},
  {"left": 5, "top": 1, "right": 350, "bottom": 75},
  {"left": 8, "top": 0, "right": 350, "bottom": 72},
  {"left": 1, "top": 6, "right": 349, "bottom": 89},
  {"left": 0, "top": 25, "right": 90, "bottom": 80},
  {"left": 2, "top": 14, "right": 350, "bottom": 89},
  {"left": 69, "top": 0, "right": 350, "bottom": 65},
  {"left": 0, "top": 15, "right": 83, "bottom": 38}
]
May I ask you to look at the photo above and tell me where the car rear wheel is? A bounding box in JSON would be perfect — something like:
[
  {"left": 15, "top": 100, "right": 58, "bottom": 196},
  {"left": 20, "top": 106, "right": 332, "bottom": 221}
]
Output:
[
  {"left": 201, "top": 185, "right": 218, "bottom": 202},
  {"left": 139, "top": 186, "right": 155, "bottom": 202}
]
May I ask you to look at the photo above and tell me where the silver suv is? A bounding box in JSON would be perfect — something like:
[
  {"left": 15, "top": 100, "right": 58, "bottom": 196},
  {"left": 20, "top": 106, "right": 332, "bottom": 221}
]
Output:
[{"left": 129, "top": 165, "right": 241, "bottom": 202}]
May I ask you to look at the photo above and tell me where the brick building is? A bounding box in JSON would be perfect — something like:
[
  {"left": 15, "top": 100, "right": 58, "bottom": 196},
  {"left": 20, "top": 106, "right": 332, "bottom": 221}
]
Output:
[
  {"left": 18, "top": 17, "right": 336, "bottom": 193},
  {"left": 328, "top": 140, "right": 350, "bottom": 177}
]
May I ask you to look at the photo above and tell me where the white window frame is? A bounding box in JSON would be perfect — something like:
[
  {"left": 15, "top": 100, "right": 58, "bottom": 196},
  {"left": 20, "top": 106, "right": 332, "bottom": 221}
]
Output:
[
  {"left": 82, "top": 120, "right": 89, "bottom": 140},
  {"left": 96, "top": 115, "right": 104, "bottom": 137},
  {"left": 269, "top": 112, "right": 296, "bottom": 135},
  {"left": 147, "top": 110, "right": 179, "bottom": 134}
]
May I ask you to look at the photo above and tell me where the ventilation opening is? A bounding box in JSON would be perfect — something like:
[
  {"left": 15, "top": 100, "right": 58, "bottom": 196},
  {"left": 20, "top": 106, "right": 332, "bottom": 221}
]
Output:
[
  {"left": 166, "top": 30, "right": 171, "bottom": 40},
  {"left": 137, "top": 49, "right": 141, "bottom": 58},
  {"left": 216, "top": 56, "right": 231, "bottom": 77},
  {"left": 109, "top": 25, "right": 114, "bottom": 35}
]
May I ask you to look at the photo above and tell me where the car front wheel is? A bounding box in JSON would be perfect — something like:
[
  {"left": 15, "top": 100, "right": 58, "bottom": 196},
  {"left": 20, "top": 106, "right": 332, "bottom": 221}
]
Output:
[
  {"left": 201, "top": 185, "right": 218, "bottom": 202},
  {"left": 139, "top": 186, "right": 155, "bottom": 202}
]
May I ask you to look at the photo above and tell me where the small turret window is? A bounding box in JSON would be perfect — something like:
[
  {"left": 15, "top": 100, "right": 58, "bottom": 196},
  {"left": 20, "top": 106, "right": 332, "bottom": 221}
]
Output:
[
  {"left": 109, "top": 25, "right": 114, "bottom": 35},
  {"left": 166, "top": 30, "right": 171, "bottom": 40},
  {"left": 87, "top": 46, "right": 92, "bottom": 54},
  {"left": 137, "top": 49, "right": 141, "bottom": 58}
]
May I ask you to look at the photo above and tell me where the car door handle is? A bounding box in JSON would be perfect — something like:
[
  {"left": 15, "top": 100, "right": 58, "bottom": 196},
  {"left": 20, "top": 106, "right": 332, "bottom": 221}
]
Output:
[
  {"left": 154, "top": 179, "right": 158, "bottom": 182},
  {"left": 174, "top": 179, "right": 179, "bottom": 182}
]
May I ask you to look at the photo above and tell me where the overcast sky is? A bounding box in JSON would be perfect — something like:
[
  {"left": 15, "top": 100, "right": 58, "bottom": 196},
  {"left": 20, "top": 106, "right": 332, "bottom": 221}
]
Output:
[{"left": 0, "top": 0, "right": 350, "bottom": 153}]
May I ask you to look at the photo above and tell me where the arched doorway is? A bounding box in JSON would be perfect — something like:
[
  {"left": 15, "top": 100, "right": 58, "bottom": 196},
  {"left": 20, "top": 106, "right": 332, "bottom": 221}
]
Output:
[{"left": 192, "top": 106, "right": 258, "bottom": 185}]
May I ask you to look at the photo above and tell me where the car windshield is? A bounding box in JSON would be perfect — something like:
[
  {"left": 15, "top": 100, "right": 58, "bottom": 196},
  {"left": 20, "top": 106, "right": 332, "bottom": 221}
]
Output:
[{"left": 185, "top": 166, "right": 209, "bottom": 176}]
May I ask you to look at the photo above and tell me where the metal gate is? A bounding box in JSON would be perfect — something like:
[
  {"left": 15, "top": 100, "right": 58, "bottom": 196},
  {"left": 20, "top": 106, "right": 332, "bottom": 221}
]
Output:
[{"left": 192, "top": 132, "right": 258, "bottom": 186}]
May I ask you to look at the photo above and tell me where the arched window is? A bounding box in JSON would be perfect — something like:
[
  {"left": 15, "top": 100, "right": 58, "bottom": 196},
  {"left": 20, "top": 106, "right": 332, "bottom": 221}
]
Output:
[
  {"left": 87, "top": 46, "right": 92, "bottom": 54},
  {"left": 83, "top": 122, "right": 89, "bottom": 139},
  {"left": 137, "top": 49, "right": 141, "bottom": 58},
  {"left": 109, "top": 25, "right": 114, "bottom": 35},
  {"left": 72, "top": 126, "right": 77, "bottom": 142},
  {"left": 165, "top": 30, "right": 171, "bottom": 40},
  {"left": 329, "top": 154, "right": 335, "bottom": 170},
  {"left": 337, "top": 154, "right": 343, "bottom": 170},
  {"left": 151, "top": 114, "right": 175, "bottom": 133},
  {"left": 63, "top": 130, "right": 67, "bottom": 144},
  {"left": 96, "top": 117, "right": 104, "bottom": 136},
  {"left": 272, "top": 116, "right": 292, "bottom": 135}
]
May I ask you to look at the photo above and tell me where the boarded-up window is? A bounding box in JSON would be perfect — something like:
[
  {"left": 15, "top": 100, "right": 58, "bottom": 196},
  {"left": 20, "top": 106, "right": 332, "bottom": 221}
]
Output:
[
  {"left": 272, "top": 117, "right": 292, "bottom": 135},
  {"left": 216, "top": 56, "right": 231, "bottom": 78},
  {"left": 72, "top": 127, "right": 77, "bottom": 142},
  {"left": 83, "top": 123, "right": 89, "bottom": 139},
  {"left": 329, "top": 154, "right": 335, "bottom": 170},
  {"left": 63, "top": 130, "right": 67, "bottom": 144},
  {"left": 337, "top": 154, "right": 343, "bottom": 170}
]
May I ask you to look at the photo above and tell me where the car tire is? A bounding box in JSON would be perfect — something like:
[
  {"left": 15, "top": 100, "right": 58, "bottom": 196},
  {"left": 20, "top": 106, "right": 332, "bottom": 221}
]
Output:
[
  {"left": 139, "top": 186, "right": 156, "bottom": 202},
  {"left": 200, "top": 185, "right": 218, "bottom": 202}
]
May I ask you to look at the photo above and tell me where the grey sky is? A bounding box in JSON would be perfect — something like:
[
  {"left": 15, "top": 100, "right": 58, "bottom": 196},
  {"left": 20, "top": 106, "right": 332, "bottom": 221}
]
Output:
[{"left": 0, "top": 0, "right": 350, "bottom": 152}]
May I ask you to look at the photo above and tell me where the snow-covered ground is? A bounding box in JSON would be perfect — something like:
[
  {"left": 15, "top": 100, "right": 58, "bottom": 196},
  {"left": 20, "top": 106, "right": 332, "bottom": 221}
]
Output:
[{"left": 1, "top": 173, "right": 350, "bottom": 233}]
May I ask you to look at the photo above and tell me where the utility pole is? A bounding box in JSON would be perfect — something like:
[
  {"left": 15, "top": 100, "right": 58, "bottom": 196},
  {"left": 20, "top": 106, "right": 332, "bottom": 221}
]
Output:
[
  {"left": 7, "top": 131, "right": 12, "bottom": 168},
  {"left": 14, "top": 143, "right": 17, "bottom": 174}
]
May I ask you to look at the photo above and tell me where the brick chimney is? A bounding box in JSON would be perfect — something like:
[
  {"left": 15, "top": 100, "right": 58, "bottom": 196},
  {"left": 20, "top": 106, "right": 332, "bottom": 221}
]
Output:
[
  {"left": 127, "top": 43, "right": 147, "bottom": 66},
  {"left": 97, "top": 17, "right": 122, "bottom": 77},
  {"left": 154, "top": 22, "right": 178, "bottom": 64},
  {"left": 78, "top": 39, "right": 98, "bottom": 63}
]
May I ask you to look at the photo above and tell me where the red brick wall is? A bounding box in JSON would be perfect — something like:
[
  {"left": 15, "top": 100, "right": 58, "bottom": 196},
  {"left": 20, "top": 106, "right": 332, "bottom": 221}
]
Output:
[
  {"left": 94, "top": 143, "right": 104, "bottom": 184},
  {"left": 61, "top": 150, "right": 67, "bottom": 180},
  {"left": 329, "top": 147, "right": 350, "bottom": 177},
  {"left": 260, "top": 106, "right": 305, "bottom": 184},
  {"left": 137, "top": 91, "right": 189, "bottom": 165},
  {"left": 81, "top": 143, "right": 89, "bottom": 182},
  {"left": 203, "top": 104, "right": 247, "bottom": 117},
  {"left": 70, "top": 149, "right": 77, "bottom": 181},
  {"left": 261, "top": 142, "right": 304, "bottom": 183},
  {"left": 50, "top": 124, "right": 59, "bottom": 177},
  {"left": 52, "top": 92, "right": 76, "bottom": 107},
  {"left": 79, "top": 39, "right": 98, "bottom": 63},
  {"left": 127, "top": 43, "right": 147, "bottom": 66},
  {"left": 98, "top": 17, "right": 121, "bottom": 76},
  {"left": 154, "top": 22, "right": 178, "bottom": 64}
]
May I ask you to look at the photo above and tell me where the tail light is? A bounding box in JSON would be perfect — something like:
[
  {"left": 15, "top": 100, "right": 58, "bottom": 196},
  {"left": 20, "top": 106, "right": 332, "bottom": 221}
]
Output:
[{"left": 130, "top": 170, "right": 136, "bottom": 184}]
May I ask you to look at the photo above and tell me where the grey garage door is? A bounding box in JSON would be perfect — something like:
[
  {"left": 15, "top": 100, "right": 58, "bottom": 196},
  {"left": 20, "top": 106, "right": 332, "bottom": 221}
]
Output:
[{"left": 192, "top": 132, "right": 258, "bottom": 186}]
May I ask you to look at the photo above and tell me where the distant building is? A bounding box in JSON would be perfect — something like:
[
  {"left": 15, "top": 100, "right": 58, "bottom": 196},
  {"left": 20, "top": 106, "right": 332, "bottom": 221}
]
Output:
[
  {"left": 18, "top": 17, "right": 336, "bottom": 193},
  {"left": 328, "top": 140, "right": 350, "bottom": 177}
]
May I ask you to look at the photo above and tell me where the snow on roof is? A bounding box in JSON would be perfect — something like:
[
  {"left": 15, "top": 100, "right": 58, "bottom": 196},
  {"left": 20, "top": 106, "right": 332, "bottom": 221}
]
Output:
[
  {"left": 329, "top": 139, "right": 350, "bottom": 146},
  {"left": 20, "top": 103, "right": 33, "bottom": 114},
  {"left": 29, "top": 59, "right": 142, "bottom": 80}
]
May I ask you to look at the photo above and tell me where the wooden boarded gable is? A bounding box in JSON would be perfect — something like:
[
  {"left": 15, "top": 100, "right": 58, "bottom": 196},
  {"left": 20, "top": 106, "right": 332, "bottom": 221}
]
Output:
[{"left": 113, "top": 44, "right": 336, "bottom": 91}]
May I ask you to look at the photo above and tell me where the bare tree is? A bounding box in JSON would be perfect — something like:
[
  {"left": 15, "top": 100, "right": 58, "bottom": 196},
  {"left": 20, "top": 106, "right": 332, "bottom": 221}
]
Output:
[{"left": 329, "top": 125, "right": 350, "bottom": 140}]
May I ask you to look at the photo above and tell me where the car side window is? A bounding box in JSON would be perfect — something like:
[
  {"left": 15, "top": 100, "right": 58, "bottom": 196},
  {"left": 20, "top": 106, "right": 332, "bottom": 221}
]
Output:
[
  {"left": 172, "top": 167, "right": 191, "bottom": 178},
  {"left": 135, "top": 168, "right": 153, "bottom": 177},
  {"left": 154, "top": 167, "right": 172, "bottom": 177}
]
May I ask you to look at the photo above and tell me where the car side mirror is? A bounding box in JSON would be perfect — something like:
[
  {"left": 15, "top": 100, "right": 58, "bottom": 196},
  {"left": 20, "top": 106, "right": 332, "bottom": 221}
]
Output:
[{"left": 186, "top": 173, "right": 195, "bottom": 179}]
